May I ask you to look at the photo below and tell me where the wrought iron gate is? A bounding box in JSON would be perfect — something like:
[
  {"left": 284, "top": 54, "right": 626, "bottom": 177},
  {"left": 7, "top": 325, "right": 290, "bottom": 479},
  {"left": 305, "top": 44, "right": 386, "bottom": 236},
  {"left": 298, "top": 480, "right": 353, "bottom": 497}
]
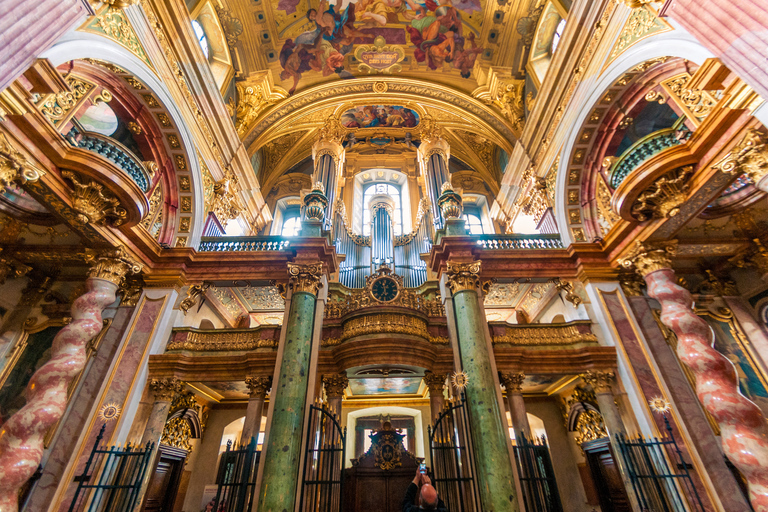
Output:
[
  {"left": 428, "top": 395, "right": 481, "bottom": 512},
  {"left": 299, "top": 402, "right": 346, "bottom": 512},
  {"left": 211, "top": 436, "right": 260, "bottom": 512},
  {"left": 513, "top": 436, "right": 563, "bottom": 512},
  {"left": 68, "top": 424, "right": 154, "bottom": 512},
  {"left": 616, "top": 415, "right": 706, "bottom": 512}
]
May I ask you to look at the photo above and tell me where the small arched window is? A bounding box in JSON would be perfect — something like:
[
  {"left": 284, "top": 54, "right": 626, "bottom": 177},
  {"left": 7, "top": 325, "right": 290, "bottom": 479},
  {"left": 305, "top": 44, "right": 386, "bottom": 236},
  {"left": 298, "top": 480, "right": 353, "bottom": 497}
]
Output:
[
  {"left": 281, "top": 213, "right": 301, "bottom": 237},
  {"left": 191, "top": 20, "right": 210, "bottom": 58},
  {"left": 463, "top": 212, "right": 484, "bottom": 235},
  {"left": 551, "top": 19, "right": 566, "bottom": 54},
  {"left": 362, "top": 182, "right": 402, "bottom": 236}
]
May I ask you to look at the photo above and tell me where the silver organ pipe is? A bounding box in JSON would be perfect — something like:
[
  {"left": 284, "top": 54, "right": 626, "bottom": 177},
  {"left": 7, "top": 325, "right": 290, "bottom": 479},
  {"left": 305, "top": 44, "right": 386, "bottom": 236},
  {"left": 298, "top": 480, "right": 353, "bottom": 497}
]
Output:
[
  {"left": 369, "top": 195, "right": 395, "bottom": 271},
  {"left": 394, "top": 199, "right": 432, "bottom": 288},
  {"left": 333, "top": 201, "right": 371, "bottom": 289}
]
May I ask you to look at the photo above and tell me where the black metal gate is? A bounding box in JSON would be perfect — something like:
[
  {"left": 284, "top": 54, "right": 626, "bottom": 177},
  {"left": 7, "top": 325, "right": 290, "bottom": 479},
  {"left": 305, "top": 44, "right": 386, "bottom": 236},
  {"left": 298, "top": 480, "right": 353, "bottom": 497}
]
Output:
[
  {"left": 68, "top": 424, "right": 154, "bottom": 512},
  {"left": 616, "top": 416, "right": 706, "bottom": 512},
  {"left": 211, "top": 436, "right": 260, "bottom": 512},
  {"left": 513, "top": 436, "right": 563, "bottom": 512},
  {"left": 299, "top": 402, "right": 346, "bottom": 512},
  {"left": 428, "top": 395, "right": 481, "bottom": 512}
]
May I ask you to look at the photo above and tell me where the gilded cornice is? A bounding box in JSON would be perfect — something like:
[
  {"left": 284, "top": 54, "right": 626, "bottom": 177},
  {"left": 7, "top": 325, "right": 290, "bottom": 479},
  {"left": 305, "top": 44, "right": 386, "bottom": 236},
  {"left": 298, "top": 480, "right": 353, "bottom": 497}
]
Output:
[
  {"left": 322, "top": 373, "right": 349, "bottom": 398},
  {"left": 491, "top": 322, "right": 598, "bottom": 346}
]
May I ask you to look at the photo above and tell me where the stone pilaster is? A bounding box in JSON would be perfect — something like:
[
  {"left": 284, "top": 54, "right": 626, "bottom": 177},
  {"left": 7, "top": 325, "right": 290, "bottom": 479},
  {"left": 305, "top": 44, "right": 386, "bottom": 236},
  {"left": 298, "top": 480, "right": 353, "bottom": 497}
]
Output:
[
  {"left": 423, "top": 371, "right": 446, "bottom": 421},
  {"left": 141, "top": 377, "right": 184, "bottom": 445},
  {"left": 322, "top": 373, "right": 348, "bottom": 416},
  {"left": 499, "top": 372, "right": 530, "bottom": 439}
]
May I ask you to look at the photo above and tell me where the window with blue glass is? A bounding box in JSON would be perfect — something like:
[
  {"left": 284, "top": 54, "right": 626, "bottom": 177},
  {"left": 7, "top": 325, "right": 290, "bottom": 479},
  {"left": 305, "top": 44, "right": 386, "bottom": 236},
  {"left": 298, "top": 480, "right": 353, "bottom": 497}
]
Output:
[{"left": 281, "top": 209, "right": 302, "bottom": 236}]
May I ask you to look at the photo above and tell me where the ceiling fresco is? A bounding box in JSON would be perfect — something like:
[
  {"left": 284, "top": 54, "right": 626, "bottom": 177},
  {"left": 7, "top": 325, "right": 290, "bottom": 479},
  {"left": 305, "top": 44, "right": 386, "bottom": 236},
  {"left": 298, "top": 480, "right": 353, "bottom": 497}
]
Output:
[{"left": 271, "top": 0, "right": 487, "bottom": 93}]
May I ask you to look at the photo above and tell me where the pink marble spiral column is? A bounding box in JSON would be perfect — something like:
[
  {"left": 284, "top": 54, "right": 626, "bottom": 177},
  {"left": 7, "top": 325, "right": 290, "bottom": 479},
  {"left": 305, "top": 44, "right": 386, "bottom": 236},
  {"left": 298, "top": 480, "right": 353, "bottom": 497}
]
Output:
[
  {"left": 0, "top": 247, "right": 141, "bottom": 512},
  {"left": 624, "top": 241, "right": 768, "bottom": 510}
]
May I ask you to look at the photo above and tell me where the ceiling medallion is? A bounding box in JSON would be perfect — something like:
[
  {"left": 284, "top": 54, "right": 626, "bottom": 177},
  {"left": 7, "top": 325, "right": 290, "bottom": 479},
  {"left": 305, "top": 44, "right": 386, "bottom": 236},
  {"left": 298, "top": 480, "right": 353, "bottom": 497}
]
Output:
[{"left": 373, "top": 81, "right": 388, "bottom": 94}]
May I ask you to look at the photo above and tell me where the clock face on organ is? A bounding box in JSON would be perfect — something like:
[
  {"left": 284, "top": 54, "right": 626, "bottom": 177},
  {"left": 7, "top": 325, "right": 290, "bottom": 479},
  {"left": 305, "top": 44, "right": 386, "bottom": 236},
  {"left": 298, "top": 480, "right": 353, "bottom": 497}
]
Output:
[{"left": 371, "top": 276, "right": 399, "bottom": 302}]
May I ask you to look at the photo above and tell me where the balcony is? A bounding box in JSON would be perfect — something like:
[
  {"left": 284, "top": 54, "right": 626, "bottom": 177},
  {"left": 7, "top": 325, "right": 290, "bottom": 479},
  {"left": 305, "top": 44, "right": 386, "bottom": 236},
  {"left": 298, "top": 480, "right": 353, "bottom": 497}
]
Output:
[
  {"left": 474, "top": 234, "right": 564, "bottom": 250},
  {"left": 198, "top": 236, "right": 291, "bottom": 252}
]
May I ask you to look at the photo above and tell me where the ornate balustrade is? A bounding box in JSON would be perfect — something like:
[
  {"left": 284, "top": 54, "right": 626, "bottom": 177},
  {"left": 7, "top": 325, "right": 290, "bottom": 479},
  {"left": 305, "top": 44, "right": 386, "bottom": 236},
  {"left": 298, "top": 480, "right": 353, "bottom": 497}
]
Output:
[
  {"left": 198, "top": 236, "right": 291, "bottom": 252},
  {"left": 166, "top": 326, "right": 281, "bottom": 352},
  {"left": 609, "top": 118, "right": 690, "bottom": 189},
  {"left": 66, "top": 127, "right": 153, "bottom": 192},
  {"left": 489, "top": 320, "right": 598, "bottom": 346},
  {"left": 474, "top": 234, "right": 564, "bottom": 250}
]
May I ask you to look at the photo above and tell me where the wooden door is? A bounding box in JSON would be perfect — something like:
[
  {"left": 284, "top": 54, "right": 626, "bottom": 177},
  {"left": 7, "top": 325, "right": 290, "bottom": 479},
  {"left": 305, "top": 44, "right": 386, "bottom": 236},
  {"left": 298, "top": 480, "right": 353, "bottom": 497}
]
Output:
[
  {"left": 142, "top": 445, "right": 187, "bottom": 512},
  {"left": 581, "top": 438, "right": 631, "bottom": 512}
]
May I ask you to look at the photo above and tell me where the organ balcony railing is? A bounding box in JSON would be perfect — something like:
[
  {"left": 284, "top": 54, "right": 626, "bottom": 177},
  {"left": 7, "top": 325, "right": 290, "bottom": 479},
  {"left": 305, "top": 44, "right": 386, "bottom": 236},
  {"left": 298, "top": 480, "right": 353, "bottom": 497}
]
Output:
[
  {"left": 608, "top": 116, "right": 691, "bottom": 189},
  {"left": 474, "top": 234, "right": 564, "bottom": 250},
  {"left": 65, "top": 125, "right": 154, "bottom": 192},
  {"left": 198, "top": 236, "right": 292, "bottom": 252}
]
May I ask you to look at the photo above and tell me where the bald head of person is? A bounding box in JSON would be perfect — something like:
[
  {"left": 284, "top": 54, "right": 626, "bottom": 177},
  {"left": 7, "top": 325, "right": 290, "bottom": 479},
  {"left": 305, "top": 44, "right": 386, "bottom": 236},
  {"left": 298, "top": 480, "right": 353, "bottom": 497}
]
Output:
[{"left": 419, "top": 484, "right": 439, "bottom": 510}]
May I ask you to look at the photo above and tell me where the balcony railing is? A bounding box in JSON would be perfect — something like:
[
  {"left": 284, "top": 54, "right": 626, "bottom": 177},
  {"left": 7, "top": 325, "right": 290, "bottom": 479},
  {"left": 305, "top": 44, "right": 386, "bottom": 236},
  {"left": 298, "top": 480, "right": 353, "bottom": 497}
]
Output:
[
  {"left": 474, "top": 234, "right": 564, "bottom": 250},
  {"left": 489, "top": 320, "right": 598, "bottom": 346},
  {"left": 198, "top": 236, "right": 291, "bottom": 252},
  {"left": 66, "top": 126, "right": 152, "bottom": 192}
]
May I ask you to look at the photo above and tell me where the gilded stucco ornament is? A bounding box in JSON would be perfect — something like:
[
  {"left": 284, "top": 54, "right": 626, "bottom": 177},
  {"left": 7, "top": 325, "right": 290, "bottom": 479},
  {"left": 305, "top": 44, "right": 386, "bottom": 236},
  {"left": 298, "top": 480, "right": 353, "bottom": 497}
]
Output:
[
  {"left": 322, "top": 373, "right": 349, "bottom": 398},
  {"left": 631, "top": 166, "right": 692, "bottom": 221},
  {"left": 445, "top": 261, "right": 482, "bottom": 293},
  {"left": 437, "top": 182, "right": 463, "bottom": 220},
  {"left": 245, "top": 376, "right": 273, "bottom": 398},
  {"left": 0, "top": 133, "right": 45, "bottom": 187},
  {"left": 580, "top": 370, "right": 615, "bottom": 394},
  {"left": 62, "top": 170, "right": 127, "bottom": 226},
  {"left": 499, "top": 372, "right": 525, "bottom": 393},
  {"left": 621, "top": 240, "right": 677, "bottom": 278},
  {"left": 303, "top": 183, "right": 329, "bottom": 222},
  {"left": 86, "top": 246, "right": 143, "bottom": 286},
  {"left": 211, "top": 179, "right": 242, "bottom": 228},
  {"left": 317, "top": 115, "right": 346, "bottom": 144},
  {"left": 551, "top": 278, "right": 582, "bottom": 308},
  {"left": 418, "top": 116, "right": 443, "bottom": 144},
  {"left": 149, "top": 377, "right": 184, "bottom": 402},
  {"left": 713, "top": 129, "right": 768, "bottom": 185},
  {"left": 179, "top": 283, "right": 211, "bottom": 315},
  {"left": 234, "top": 77, "right": 287, "bottom": 137},
  {"left": 288, "top": 262, "right": 324, "bottom": 295}
]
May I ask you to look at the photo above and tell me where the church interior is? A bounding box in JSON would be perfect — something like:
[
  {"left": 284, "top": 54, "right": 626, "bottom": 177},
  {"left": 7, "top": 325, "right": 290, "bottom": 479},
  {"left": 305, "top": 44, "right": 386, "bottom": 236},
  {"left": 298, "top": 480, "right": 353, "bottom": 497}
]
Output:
[{"left": 1, "top": 0, "right": 768, "bottom": 511}]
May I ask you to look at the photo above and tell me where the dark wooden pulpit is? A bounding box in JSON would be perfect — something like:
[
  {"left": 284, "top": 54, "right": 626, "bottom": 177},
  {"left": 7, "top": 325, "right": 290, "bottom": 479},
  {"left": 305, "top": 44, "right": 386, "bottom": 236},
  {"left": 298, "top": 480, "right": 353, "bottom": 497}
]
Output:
[{"left": 344, "top": 423, "right": 422, "bottom": 512}]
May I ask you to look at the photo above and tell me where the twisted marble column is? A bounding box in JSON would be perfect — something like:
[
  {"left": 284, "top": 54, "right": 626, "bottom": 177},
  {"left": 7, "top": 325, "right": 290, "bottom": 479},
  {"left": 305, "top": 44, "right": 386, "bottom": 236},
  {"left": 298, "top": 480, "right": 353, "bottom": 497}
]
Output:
[
  {"left": 0, "top": 247, "right": 140, "bottom": 512},
  {"left": 241, "top": 376, "right": 272, "bottom": 445},
  {"left": 423, "top": 370, "right": 446, "bottom": 421},
  {"left": 624, "top": 241, "right": 768, "bottom": 510},
  {"left": 322, "top": 373, "right": 348, "bottom": 417},
  {"left": 499, "top": 372, "right": 530, "bottom": 439}
]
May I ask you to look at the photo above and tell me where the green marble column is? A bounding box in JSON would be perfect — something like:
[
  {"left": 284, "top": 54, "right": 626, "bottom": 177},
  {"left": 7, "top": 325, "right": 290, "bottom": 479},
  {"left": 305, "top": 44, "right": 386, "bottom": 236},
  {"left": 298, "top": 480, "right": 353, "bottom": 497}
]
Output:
[
  {"left": 448, "top": 261, "right": 519, "bottom": 512},
  {"left": 257, "top": 263, "right": 322, "bottom": 512}
]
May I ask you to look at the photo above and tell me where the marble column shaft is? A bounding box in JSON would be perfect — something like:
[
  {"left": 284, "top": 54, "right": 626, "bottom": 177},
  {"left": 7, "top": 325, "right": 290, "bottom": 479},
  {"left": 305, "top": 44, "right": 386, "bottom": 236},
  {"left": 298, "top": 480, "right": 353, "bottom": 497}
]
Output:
[
  {"left": 241, "top": 376, "right": 271, "bottom": 445},
  {"left": 448, "top": 262, "right": 519, "bottom": 512},
  {"left": 141, "top": 378, "right": 183, "bottom": 446},
  {"left": 258, "top": 263, "right": 322, "bottom": 512},
  {"left": 500, "top": 372, "right": 530, "bottom": 439}
]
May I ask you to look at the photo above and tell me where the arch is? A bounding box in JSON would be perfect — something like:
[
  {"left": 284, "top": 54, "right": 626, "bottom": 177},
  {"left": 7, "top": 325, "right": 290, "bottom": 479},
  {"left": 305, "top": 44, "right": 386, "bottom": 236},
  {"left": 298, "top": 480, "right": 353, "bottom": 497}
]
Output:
[
  {"left": 555, "top": 31, "right": 717, "bottom": 246},
  {"left": 42, "top": 32, "right": 207, "bottom": 247},
  {"left": 345, "top": 406, "right": 426, "bottom": 465}
]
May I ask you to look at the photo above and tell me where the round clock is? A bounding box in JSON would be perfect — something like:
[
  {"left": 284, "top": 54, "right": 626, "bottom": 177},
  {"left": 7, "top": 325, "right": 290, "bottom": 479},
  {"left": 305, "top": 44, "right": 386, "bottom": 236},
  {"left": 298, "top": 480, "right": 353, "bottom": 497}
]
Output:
[{"left": 370, "top": 276, "right": 399, "bottom": 302}]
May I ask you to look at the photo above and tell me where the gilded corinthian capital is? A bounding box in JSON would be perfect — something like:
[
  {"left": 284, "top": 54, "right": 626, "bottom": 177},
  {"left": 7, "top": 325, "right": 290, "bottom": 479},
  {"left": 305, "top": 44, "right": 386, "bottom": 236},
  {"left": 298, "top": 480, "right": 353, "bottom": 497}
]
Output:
[
  {"left": 245, "top": 376, "right": 272, "bottom": 398},
  {"left": 322, "top": 373, "right": 349, "bottom": 398},
  {"left": 445, "top": 261, "right": 481, "bottom": 293},
  {"left": 0, "top": 133, "right": 45, "bottom": 187},
  {"left": 713, "top": 129, "right": 768, "bottom": 184},
  {"left": 423, "top": 370, "right": 446, "bottom": 394},
  {"left": 621, "top": 240, "right": 677, "bottom": 278},
  {"left": 86, "top": 246, "right": 143, "bottom": 286},
  {"left": 149, "top": 377, "right": 184, "bottom": 402},
  {"left": 288, "top": 262, "right": 324, "bottom": 295},
  {"left": 499, "top": 372, "right": 526, "bottom": 393},
  {"left": 580, "top": 370, "right": 615, "bottom": 394}
]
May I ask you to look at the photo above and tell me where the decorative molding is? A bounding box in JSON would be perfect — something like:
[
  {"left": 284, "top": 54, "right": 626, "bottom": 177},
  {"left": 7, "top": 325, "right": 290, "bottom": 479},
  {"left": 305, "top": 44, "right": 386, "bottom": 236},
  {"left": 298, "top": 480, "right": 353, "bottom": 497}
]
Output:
[
  {"left": 211, "top": 179, "right": 242, "bottom": 228},
  {"left": 445, "top": 261, "right": 481, "bottom": 294},
  {"left": 621, "top": 240, "right": 677, "bottom": 278},
  {"left": 0, "top": 133, "right": 46, "bottom": 187},
  {"left": 245, "top": 375, "right": 272, "bottom": 398},
  {"left": 422, "top": 371, "right": 446, "bottom": 394},
  {"left": 499, "top": 372, "right": 525, "bottom": 393},
  {"left": 607, "top": 6, "right": 671, "bottom": 63},
  {"left": 149, "top": 377, "right": 184, "bottom": 402},
  {"left": 317, "top": 115, "right": 346, "bottom": 144},
  {"left": 166, "top": 330, "right": 278, "bottom": 351},
  {"left": 31, "top": 74, "right": 95, "bottom": 127},
  {"left": 179, "top": 283, "right": 211, "bottom": 315},
  {"left": 160, "top": 417, "right": 192, "bottom": 451},
  {"left": 660, "top": 73, "right": 719, "bottom": 127},
  {"left": 472, "top": 67, "right": 525, "bottom": 134},
  {"left": 234, "top": 74, "right": 288, "bottom": 137},
  {"left": 322, "top": 373, "right": 349, "bottom": 398},
  {"left": 491, "top": 323, "right": 598, "bottom": 346},
  {"left": 81, "top": 8, "right": 152, "bottom": 69},
  {"left": 713, "top": 129, "right": 768, "bottom": 185},
  {"left": 341, "top": 313, "right": 429, "bottom": 341},
  {"left": 86, "top": 246, "right": 143, "bottom": 286},
  {"left": 417, "top": 116, "right": 442, "bottom": 145},
  {"left": 288, "top": 262, "right": 324, "bottom": 295},
  {"left": 215, "top": 8, "right": 244, "bottom": 47},
  {"left": 580, "top": 370, "right": 615, "bottom": 394},
  {"left": 631, "top": 166, "right": 692, "bottom": 221},
  {"left": 62, "top": 170, "right": 127, "bottom": 226},
  {"left": 551, "top": 278, "right": 582, "bottom": 307}
]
